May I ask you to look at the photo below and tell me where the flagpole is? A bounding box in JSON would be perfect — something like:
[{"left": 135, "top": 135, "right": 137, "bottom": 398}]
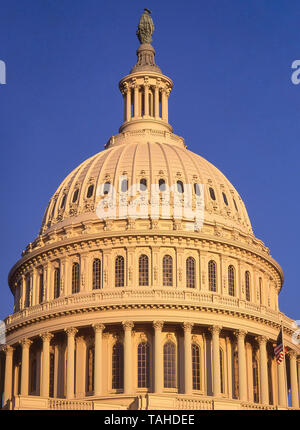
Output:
[{"left": 281, "top": 318, "right": 288, "bottom": 406}]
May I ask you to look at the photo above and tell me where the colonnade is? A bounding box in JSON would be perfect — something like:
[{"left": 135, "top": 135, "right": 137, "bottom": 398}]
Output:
[{"left": 1, "top": 322, "right": 300, "bottom": 409}]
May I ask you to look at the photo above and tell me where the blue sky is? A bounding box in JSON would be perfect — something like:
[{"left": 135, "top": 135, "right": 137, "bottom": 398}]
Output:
[{"left": 0, "top": 0, "right": 300, "bottom": 322}]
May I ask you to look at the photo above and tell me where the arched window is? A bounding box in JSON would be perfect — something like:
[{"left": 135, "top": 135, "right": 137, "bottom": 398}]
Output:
[
  {"left": 86, "top": 184, "right": 94, "bottom": 198},
  {"left": 252, "top": 353, "right": 259, "bottom": 403},
  {"left": 192, "top": 344, "right": 201, "bottom": 390},
  {"left": 139, "top": 254, "right": 149, "bottom": 286},
  {"left": 209, "top": 187, "right": 216, "bottom": 200},
  {"left": 186, "top": 257, "right": 195, "bottom": 289},
  {"left": 121, "top": 179, "right": 128, "bottom": 193},
  {"left": 194, "top": 183, "right": 201, "bottom": 196},
  {"left": 220, "top": 348, "right": 224, "bottom": 394},
  {"left": 112, "top": 342, "right": 124, "bottom": 389},
  {"left": 140, "top": 178, "right": 147, "bottom": 191},
  {"left": 137, "top": 342, "right": 150, "bottom": 388},
  {"left": 228, "top": 265, "right": 235, "bottom": 297},
  {"left": 60, "top": 194, "right": 66, "bottom": 209},
  {"left": 93, "top": 258, "right": 101, "bottom": 290},
  {"left": 222, "top": 192, "right": 228, "bottom": 206},
  {"left": 104, "top": 182, "right": 111, "bottom": 195},
  {"left": 245, "top": 271, "right": 251, "bottom": 301},
  {"left": 163, "top": 255, "right": 173, "bottom": 286},
  {"left": 25, "top": 275, "right": 31, "bottom": 308},
  {"left": 39, "top": 272, "right": 44, "bottom": 304},
  {"left": 208, "top": 260, "right": 217, "bottom": 292},
  {"left": 159, "top": 178, "right": 166, "bottom": 192},
  {"left": 72, "top": 262, "right": 80, "bottom": 294},
  {"left": 176, "top": 180, "right": 184, "bottom": 193},
  {"left": 72, "top": 189, "right": 79, "bottom": 203},
  {"left": 233, "top": 198, "right": 238, "bottom": 211},
  {"left": 54, "top": 268, "right": 60, "bottom": 299},
  {"left": 115, "top": 256, "right": 125, "bottom": 288},
  {"left": 87, "top": 346, "right": 95, "bottom": 393},
  {"left": 163, "top": 341, "right": 176, "bottom": 388}
]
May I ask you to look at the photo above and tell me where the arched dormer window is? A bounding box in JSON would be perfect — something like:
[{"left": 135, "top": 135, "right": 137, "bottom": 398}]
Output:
[
  {"left": 104, "top": 182, "right": 111, "bottom": 195},
  {"left": 86, "top": 184, "right": 94, "bottom": 199},
  {"left": 209, "top": 187, "right": 216, "bottom": 201},
  {"left": 159, "top": 178, "right": 166, "bottom": 192},
  {"left": 72, "top": 189, "right": 79, "bottom": 203},
  {"left": 208, "top": 260, "right": 217, "bottom": 292},
  {"left": 222, "top": 192, "right": 228, "bottom": 206},
  {"left": 115, "top": 256, "right": 125, "bottom": 288},
  {"left": 228, "top": 265, "right": 235, "bottom": 297},
  {"left": 139, "top": 254, "right": 149, "bottom": 286},
  {"left": 72, "top": 262, "right": 80, "bottom": 294},
  {"left": 140, "top": 178, "right": 147, "bottom": 191},
  {"left": 93, "top": 258, "right": 101, "bottom": 290},
  {"left": 54, "top": 268, "right": 60, "bottom": 299},
  {"left": 186, "top": 257, "right": 195, "bottom": 289},
  {"left": 245, "top": 271, "right": 251, "bottom": 301},
  {"left": 176, "top": 180, "right": 184, "bottom": 193},
  {"left": 163, "top": 255, "right": 173, "bottom": 286}
]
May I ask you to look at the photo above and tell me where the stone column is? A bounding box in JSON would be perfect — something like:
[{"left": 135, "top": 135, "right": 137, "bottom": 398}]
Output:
[
  {"left": 40, "top": 333, "right": 53, "bottom": 397},
  {"left": 277, "top": 357, "right": 287, "bottom": 407},
  {"left": 122, "top": 321, "right": 134, "bottom": 395},
  {"left": 126, "top": 86, "right": 131, "bottom": 121},
  {"left": 144, "top": 83, "right": 149, "bottom": 117},
  {"left": 226, "top": 336, "right": 233, "bottom": 399},
  {"left": 153, "top": 321, "right": 164, "bottom": 393},
  {"left": 161, "top": 88, "right": 167, "bottom": 121},
  {"left": 65, "top": 328, "right": 78, "bottom": 399},
  {"left": 20, "top": 338, "right": 32, "bottom": 396},
  {"left": 289, "top": 351, "right": 299, "bottom": 408},
  {"left": 3, "top": 345, "right": 14, "bottom": 404},
  {"left": 209, "top": 325, "right": 222, "bottom": 397},
  {"left": 93, "top": 323, "right": 105, "bottom": 396},
  {"left": 235, "top": 330, "right": 247, "bottom": 401},
  {"left": 256, "top": 336, "right": 269, "bottom": 405},
  {"left": 134, "top": 85, "right": 139, "bottom": 118},
  {"left": 154, "top": 85, "right": 159, "bottom": 118},
  {"left": 183, "top": 322, "right": 193, "bottom": 395}
]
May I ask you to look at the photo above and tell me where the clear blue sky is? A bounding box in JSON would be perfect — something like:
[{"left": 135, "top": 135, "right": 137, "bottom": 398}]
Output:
[{"left": 1, "top": 0, "right": 300, "bottom": 322}]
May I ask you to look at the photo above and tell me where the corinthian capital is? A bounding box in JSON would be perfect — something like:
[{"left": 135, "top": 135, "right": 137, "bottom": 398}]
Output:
[
  {"left": 208, "top": 325, "right": 222, "bottom": 336},
  {"left": 153, "top": 321, "right": 164, "bottom": 331},
  {"left": 19, "top": 338, "right": 33, "bottom": 349},
  {"left": 122, "top": 321, "right": 134, "bottom": 331},
  {"left": 183, "top": 322, "right": 194, "bottom": 332},
  {"left": 233, "top": 329, "right": 247, "bottom": 340},
  {"left": 40, "top": 332, "right": 54, "bottom": 343},
  {"left": 64, "top": 327, "right": 78, "bottom": 337},
  {"left": 93, "top": 323, "right": 105, "bottom": 333},
  {"left": 255, "top": 335, "right": 268, "bottom": 346}
]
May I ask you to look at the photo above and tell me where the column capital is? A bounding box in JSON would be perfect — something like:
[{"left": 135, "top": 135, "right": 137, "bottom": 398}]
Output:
[
  {"left": 92, "top": 323, "right": 105, "bottom": 333},
  {"left": 40, "top": 332, "right": 54, "bottom": 343},
  {"left": 122, "top": 321, "right": 134, "bottom": 331},
  {"left": 19, "top": 338, "right": 33, "bottom": 349},
  {"left": 233, "top": 329, "right": 247, "bottom": 339},
  {"left": 183, "top": 322, "right": 194, "bottom": 332},
  {"left": 153, "top": 320, "right": 164, "bottom": 331},
  {"left": 255, "top": 335, "right": 268, "bottom": 346},
  {"left": 64, "top": 327, "right": 78, "bottom": 337},
  {"left": 288, "top": 350, "right": 297, "bottom": 360},
  {"left": 2, "top": 344, "right": 14, "bottom": 354},
  {"left": 208, "top": 325, "right": 222, "bottom": 336}
]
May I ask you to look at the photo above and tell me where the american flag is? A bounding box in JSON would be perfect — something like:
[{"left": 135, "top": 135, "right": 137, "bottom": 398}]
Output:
[{"left": 273, "top": 327, "right": 286, "bottom": 364}]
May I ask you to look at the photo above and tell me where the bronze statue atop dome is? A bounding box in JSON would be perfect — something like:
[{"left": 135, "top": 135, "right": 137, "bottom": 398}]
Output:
[{"left": 136, "top": 8, "right": 154, "bottom": 44}]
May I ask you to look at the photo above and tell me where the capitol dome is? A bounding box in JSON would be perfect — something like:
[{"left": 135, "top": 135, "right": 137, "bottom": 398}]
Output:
[{"left": 1, "top": 10, "right": 299, "bottom": 411}]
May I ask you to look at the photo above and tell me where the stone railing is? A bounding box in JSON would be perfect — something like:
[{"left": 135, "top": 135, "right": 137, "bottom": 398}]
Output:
[
  {"left": 175, "top": 396, "right": 213, "bottom": 410},
  {"left": 6, "top": 288, "right": 285, "bottom": 331},
  {"left": 48, "top": 398, "right": 93, "bottom": 410}
]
